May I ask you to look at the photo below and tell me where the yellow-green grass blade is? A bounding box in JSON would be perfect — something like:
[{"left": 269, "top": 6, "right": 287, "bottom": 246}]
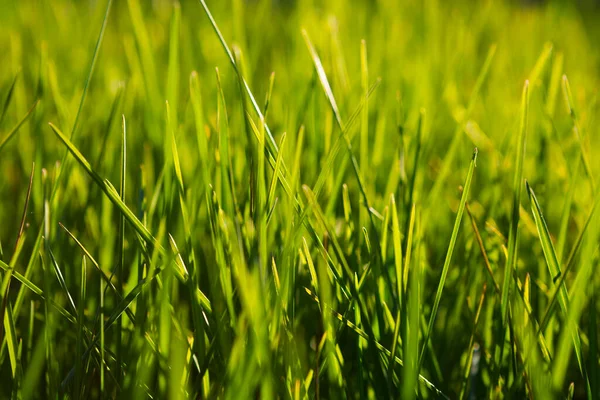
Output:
[
  {"left": 0, "top": 72, "right": 19, "bottom": 124},
  {"left": 58, "top": 222, "right": 135, "bottom": 323},
  {"left": 527, "top": 182, "right": 588, "bottom": 381},
  {"left": 539, "top": 191, "right": 600, "bottom": 333},
  {"left": 551, "top": 204, "right": 600, "bottom": 391},
  {"left": 424, "top": 45, "right": 495, "bottom": 215},
  {"left": 304, "top": 287, "right": 449, "bottom": 399},
  {"left": 127, "top": 0, "right": 161, "bottom": 116},
  {"left": 501, "top": 80, "right": 529, "bottom": 327},
  {"left": 459, "top": 285, "right": 487, "bottom": 400},
  {"left": 4, "top": 303, "right": 18, "bottom": 380},
  {"left": 388, "top": 193, "right": 404, "bottom": 384},
  {"left": 0, "top": 100, "right": 38, "bottom": 153},
  {"left": 46, "top": 244, "right": 77, "bottom": 316},
  {"left": 48, "top": 122, "right": 163, "bottom": 253},
  {"left": 562, "top": 75, "right": 595, "bottom": 193},
  {"left": 115, "top": 114, "right": 127, "bottom": 387},
  {"left": 401, "top": 207, "right": 422, "bottom": 400},
  {"left": 263, "top": 71, "right": 275, "bottom": 120},
  {"left": 418, "top": 148, "right": 478, "bottom": 374},
  {"left": 74, "top": 256, "right": 87, "bottom": 399},
  {"left": 0, "top": 162, "right": 34, "bottom": 349},
  {"left": 267, "top": 132, "right": 286, "bottom": 216},
  {"left": 69, "top": 0, "right": 113, "bottom": 139}
]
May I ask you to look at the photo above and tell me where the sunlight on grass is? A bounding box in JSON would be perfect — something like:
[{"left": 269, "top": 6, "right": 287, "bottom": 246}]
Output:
[{"left": 0, "top": 0, "right": 599, "bottom": 398}]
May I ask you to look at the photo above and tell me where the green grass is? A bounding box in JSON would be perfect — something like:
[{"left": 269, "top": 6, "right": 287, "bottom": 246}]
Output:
[{"left": 0, "top": 0, "right": 600, "bottom": 398}]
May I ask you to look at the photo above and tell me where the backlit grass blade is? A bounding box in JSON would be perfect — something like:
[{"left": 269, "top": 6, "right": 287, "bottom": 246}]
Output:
[
  {"left": 459, "top": 285, "right": 487, "bottom": 400},
  {"left": 189, "top": 71, "right": 209, "bottom": 186},
  {"left": 0, "top": 100, "right": 38, "bottom": 153},
  {"left": 589, "top": 290, "right": 598, "bottom": 397},
  {"left": 526, "top": 181, "right": 568, "bottom": 296},
  {"left": 401, "top": 207, "right": 421, "bottom": 400},
  {"left": 263, "top": 71, "right": 275, "bottom": 120},
  {"left": 501, "top": 80, "right": 529, "bottom": 327},
  {"left": 0, "top": 259, "right": 43, "bottom": 298},
  {"left": 74, "top": 256, "right": 87, "bottom": 399},
  {"left": 48, "top": 122, "right": 162, "bottom": 252},
  {"left": 166, "top": 2, "right": 180, "bottom": 126},
  {"left": 360, "top": 39, "right": 369, "bottom": 178},
  {"left": 115, "top": 115, "right": 127, "bottom": 387},
  {"left": 0, "top": 72, "right": 19, "bottom": 124},
  {"left": 539, "top": 192, "right": 600, "bottom": 333},
  {"left": 418, "top": 148, "right": 478, "bottom": 373},
  {"left": 46, "top": 244, "right": 77, "bottom": 316},
  {"left": 127, "top": 0, "right": 161, "bottom": 113},
  {"left": 69, "top": 0, "right": 113, "bottom": 139},
  {"left": 4, "top": 303, "right": 18, "bottom": 380},
  {"left": 0, "top": 162, "right": 34, "bottom": 346},
  {"left": 424, "top": 45, "right": 495, "bottom": 213},
  {"left": 267, "top": 132, "right": 286, "bottom": 214},
  {"left": 526, "top": 181, "right": 587, "bottom": 379},
  {"left": 58, "top": 223, "right": 132, "bottom": 319},
  {"left": 302, "top": 30, "right": 385, "bottom": 280},
  {"left": 388, "top": 193, "right": 404, "bottom": 378},
  {"left": 0, "top": 259, "right": 78, "bottom": 327},
  {"left": 551, "top": 202, "right": 600, "bottom": 391},
  {"left": 528, "top": 42, "right": 553, "bottom": 88},
  {"left": 304, "top": 288, "right": 449, "bottom": 399},
  {"left": 562, "top": 75, "right": 595, "bottom": 193},
  {"left": 198, "top": 0, "right": 279, "bottom": 154}
]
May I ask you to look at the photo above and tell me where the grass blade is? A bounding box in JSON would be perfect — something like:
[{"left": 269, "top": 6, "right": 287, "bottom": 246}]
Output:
[
  {"left": 501, "top": 80, "right": 530, "bottom": 327},
  {"left": 0, "top": 100, "right": 38, "bottom": 153},
  {"left": 48, "top": 122, "right": 162, "bottom": 253},
  {"left": 418, "top": 148, "right": 478, "bottom": 373},
  {"left": 526, "top": 181, "right": 587, "bottom": 381}
]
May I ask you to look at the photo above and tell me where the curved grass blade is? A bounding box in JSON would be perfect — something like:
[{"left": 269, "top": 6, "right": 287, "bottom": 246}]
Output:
[
  {"left": 539, "top": 190, "right": 600, "bottom": 333},
  {"left": 526, "top": 181, "right": 587, "bottom": 380}
]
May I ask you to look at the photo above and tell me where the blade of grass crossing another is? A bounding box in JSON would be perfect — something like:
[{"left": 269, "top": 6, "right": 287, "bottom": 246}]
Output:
[
  {"left": 48, "top": 122, "right": 163, "bottom": 253},
  {"left": 4, "top": 303, "right": 18, "bottom": 381},
  {"left": 526, "top": 182, "right": 588, "bottom": 383}
]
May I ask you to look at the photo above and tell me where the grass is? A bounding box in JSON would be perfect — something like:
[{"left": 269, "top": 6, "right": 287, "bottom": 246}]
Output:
[{"left": 0, "top": 0, "right": 600, "bottom": 398}]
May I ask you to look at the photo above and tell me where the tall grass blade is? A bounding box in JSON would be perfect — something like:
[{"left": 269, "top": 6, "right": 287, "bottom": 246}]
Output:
[
  {"left": 418, "top": 148, "right": 478, "bottom": 373},
  {"left": 501, "top": 81, "right": 529, "bottom": 326}
]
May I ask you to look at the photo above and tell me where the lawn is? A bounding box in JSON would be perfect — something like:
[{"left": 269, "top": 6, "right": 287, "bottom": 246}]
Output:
[{"left": 0, "top": 0, "right": 599, "bottom": 398}]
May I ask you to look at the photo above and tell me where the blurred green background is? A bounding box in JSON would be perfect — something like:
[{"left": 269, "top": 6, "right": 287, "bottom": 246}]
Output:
[{"left": 0, "top": 0, "right": 599, "bottom": 398}]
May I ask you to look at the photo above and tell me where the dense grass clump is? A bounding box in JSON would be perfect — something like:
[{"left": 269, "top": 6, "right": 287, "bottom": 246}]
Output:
[{"left": 0, "top": 0, "right": 599, "bottom": 398}]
